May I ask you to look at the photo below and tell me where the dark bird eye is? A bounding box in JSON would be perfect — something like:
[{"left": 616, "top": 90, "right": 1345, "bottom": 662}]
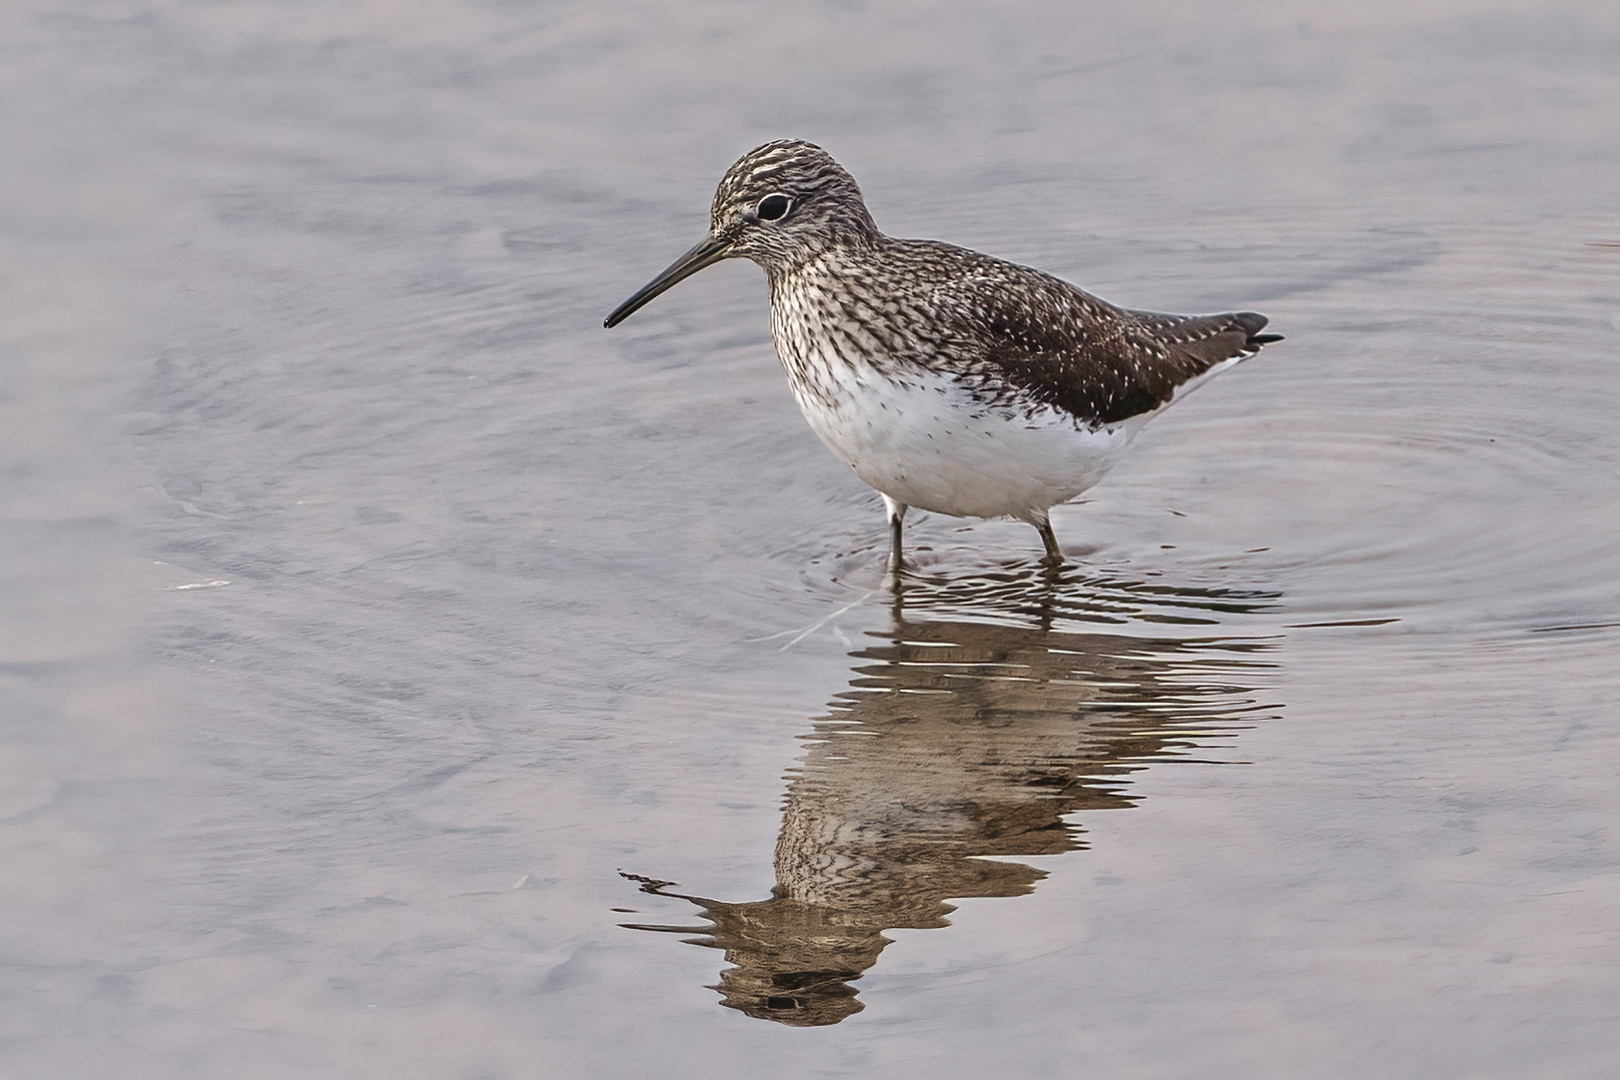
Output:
[{"left": 756, "top": 194, "right": 792, "bottom": 221}]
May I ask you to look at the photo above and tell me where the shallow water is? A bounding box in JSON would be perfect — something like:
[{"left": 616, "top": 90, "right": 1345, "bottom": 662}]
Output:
[{"left": 3, "top": 1, "right": 1619, "bottom": 1076}]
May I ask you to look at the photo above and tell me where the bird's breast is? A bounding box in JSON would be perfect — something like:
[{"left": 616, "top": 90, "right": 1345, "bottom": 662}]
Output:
[
  {"left": 769, "top": 278, "right": 917, "bottom": 409},
  {"left": 766, "top": 297, "right": 1133, "bottom": 520}
]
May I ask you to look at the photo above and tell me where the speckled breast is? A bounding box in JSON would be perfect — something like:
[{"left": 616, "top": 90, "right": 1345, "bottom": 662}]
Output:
[{"left": 768, "top": 277, "right": 1135, "bottom": 521}]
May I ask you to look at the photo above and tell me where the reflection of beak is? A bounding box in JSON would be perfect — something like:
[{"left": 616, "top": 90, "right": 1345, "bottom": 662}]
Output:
[{"left": 603, "top": 234, "right": 731, "bottom": 328}]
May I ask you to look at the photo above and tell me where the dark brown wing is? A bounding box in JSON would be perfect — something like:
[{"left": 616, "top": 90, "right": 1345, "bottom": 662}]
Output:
[
  {"left": 1129, "top": 308, "right": 1283, "bottom": 357},
  {"left": 1128, "top": 308, "right": 1283, "bottom": 392},
  {"left": 923, "top": 245, "right": 1282, "bottom": 425}
]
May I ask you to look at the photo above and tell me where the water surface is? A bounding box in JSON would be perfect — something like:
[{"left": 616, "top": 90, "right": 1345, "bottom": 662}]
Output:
[{"left": 2, "top": 1, "right": 1618, "bottom": 1077}]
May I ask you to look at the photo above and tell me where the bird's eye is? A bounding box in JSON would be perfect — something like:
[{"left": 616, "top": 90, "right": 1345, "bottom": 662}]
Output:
[{"left": 756, "top": 194, "right": 792, "bottom": 222}]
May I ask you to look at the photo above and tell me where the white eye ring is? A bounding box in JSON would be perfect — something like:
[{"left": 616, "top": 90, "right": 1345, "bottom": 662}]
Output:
[{"left": 756, "top": 193, "right": 793, "bottom": 222}]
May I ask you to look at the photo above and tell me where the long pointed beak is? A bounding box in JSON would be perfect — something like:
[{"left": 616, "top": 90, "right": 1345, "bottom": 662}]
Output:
[{"left": 603, "top": 235, "right": 731, "bottom": 328}]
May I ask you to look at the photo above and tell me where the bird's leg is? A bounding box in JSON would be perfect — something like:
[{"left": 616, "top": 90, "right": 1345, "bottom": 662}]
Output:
[
  {"left": 1034, "top": 516, "right": 1065, "bottom": 567},
  {"left": 882, "top": 495, "right": 908, "bottom": 574}
]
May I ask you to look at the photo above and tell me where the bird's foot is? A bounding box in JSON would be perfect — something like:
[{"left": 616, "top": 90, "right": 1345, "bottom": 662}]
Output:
[
  {"left": 883, "top": 554, "right": 911, "bottom": 590},
  {"left": 1034, "top": 518, "right": 1066, "bottom": 570}
]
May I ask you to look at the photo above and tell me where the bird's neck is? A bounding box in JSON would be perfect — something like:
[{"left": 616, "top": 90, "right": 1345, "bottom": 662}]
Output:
[{"left": 763, "top": 232, "right": 888, "bottom": 290}]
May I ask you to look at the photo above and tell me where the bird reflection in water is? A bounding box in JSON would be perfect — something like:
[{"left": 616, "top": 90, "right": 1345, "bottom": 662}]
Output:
[{"left": 622, "top": 568, "right": 1278, "bottom": 1026}]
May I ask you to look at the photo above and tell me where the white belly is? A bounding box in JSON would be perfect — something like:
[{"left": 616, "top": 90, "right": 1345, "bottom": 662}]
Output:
[{"left": 781, "top": 352, "right": 1138, "bottom": 522}]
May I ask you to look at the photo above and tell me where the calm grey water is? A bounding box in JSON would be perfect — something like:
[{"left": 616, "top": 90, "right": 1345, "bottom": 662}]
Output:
[{"left": 4, "top": 1, "right": 1619, "bottom": 1076}]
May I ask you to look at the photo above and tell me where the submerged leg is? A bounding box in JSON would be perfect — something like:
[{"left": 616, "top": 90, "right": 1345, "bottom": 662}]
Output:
[
  {"left": 882, "top": 494, "right": 908, "bottom": 573},
  {"left": 1034, "top": 516, "right": 1064, "bottom": 566}
]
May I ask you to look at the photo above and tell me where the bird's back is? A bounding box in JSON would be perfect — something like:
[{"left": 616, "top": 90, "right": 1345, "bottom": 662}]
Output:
[{"left": 827, "top": 237, "right": 1278, "bottom": 428}]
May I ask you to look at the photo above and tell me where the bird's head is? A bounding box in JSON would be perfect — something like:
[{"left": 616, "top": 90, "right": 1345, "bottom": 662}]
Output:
[{"left": 604, "top": 140, "right": 878, "bottom": 328}]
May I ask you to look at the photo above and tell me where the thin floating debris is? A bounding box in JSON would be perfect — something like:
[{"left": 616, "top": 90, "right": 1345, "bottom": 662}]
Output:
[
  {"left": 1284, "top": 618, "right": 1400, "bottom": 628},
  {"left": 1530, "top": 621, "right": 1620, "bottom": 634}
]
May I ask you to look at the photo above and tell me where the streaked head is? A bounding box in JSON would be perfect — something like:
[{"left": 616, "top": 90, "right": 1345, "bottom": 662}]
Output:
[{"left": 604, "top": 140, "right": 878, "bottom": 328}]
